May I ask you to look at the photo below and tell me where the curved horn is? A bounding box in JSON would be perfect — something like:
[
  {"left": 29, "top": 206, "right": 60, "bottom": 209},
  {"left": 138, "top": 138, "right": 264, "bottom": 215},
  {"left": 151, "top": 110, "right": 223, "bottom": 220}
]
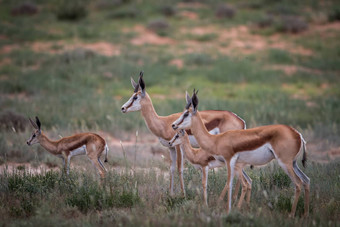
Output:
[{"left": 29, "top": 117, "right": 38, "bottom": 129}]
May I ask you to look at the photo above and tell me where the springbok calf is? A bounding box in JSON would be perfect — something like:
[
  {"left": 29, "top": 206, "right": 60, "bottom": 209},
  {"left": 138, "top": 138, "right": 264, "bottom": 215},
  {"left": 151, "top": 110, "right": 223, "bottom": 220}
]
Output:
[
  {"left": 26, "top": 117, "right": 108, "bottom": 178},
  {"left": 172, "top": 90, "right": 310, "bottom": 217},
  {"left": 121, "top": 72, "right": 246, "bottom": 196},
  {"left": 159, "top": 129, "right": 226, "bottom": 206}
]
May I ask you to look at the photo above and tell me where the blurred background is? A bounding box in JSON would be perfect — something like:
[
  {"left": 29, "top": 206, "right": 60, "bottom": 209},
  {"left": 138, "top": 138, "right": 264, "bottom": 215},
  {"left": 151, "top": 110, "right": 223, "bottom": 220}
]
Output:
[
  {"left": 0, "top": 0, "right": 339, "bottom": 165},
  {"left": 0, "top": 0, "right": 340, "bottom": 163},
  {"left": 0, "top": 0, "right": 340, "bottom": 225}
]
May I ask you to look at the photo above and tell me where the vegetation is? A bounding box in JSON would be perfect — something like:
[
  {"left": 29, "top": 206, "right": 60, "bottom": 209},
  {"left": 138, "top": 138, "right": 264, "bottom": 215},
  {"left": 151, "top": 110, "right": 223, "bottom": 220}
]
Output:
[
  {"left": 0, "top": 0, "right": 339, "bottom": 225},
  {"left": 0, "top": 161, "right": 339, "bottom": 226}
]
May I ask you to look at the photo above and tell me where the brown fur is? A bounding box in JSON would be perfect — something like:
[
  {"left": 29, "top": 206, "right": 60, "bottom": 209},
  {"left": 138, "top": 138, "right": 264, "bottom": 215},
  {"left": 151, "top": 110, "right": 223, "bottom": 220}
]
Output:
[
  {"left": 29, "top": 131, "right": 107, "bottom": 178},
  {"left": 124, "top": 91, "right": 245, "bottom": 197},
  {"left": 185, "top": 110, "right": 309, "bottom": 217}
]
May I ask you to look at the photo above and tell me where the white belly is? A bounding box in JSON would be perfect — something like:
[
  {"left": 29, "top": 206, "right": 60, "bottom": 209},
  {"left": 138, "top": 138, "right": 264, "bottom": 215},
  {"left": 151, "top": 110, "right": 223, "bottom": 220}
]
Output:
[
  {"left": 208, "top": 159, "right": 225, "bottom": 169},
  {"left": 70, "top": 145, "right": 87, "bottom": 157},
  {"left": 237, "top": 143, "right": 275, "bottom": 166}
]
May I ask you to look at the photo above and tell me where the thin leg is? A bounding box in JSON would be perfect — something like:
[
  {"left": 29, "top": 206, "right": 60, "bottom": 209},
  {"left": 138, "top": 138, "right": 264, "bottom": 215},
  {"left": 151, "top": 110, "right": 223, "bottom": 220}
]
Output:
[
  {"left": 293, "top": 161, "right": 310, "bottom": 217},
  {"left": 202, "top": 166, "right": 209, "bottom": 206},
  {"left": 66, "top": 155, "right": 71, "bottom": 175},
  {"left": 242, "top": 169, "right": 252, "bottom": 205},
  {"left": 176, "top": 145, "right": 186, "bottom": 197},
  {"left": 89, "top": 157, "right": 106, "bottom": 179},
  {"left": 169, "top": 147, "right": 177, "bottom": 196},
  {"left": 232, "top": 168, "right": 242, "bottom": 202},
  {"left": 218, "top": 175, "right": 229, "bottom": 203},
  {"left": 226, "top": 161, "right": 235, "bottom": 214},
  {"left": 98, "top": 158, "right": 107, "bottom": 172},
  {"left": 278, "top": 161, "right": 302, "bottom": 217},
  {"left": 236, "top": 169, "right": 249, "bottom": 209},
  {"left": 61, "top": 157, "right": 66, "bottom": 174}
]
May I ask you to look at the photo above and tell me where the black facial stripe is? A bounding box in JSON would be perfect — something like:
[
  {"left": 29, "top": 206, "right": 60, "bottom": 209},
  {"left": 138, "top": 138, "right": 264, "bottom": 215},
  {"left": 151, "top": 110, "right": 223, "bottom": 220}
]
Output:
[{"left": 125, "top": 96, "right": 136, "bottom": 109}]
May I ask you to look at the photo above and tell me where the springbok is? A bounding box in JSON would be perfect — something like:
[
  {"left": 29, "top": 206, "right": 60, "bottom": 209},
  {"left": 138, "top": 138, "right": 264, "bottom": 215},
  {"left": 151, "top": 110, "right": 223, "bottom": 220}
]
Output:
[
  {"left": 26, "top": 116, "right": 109, "bottom": 179},
  {"left": 172, "top": 90, "right": 310, "bottom": 217},
  {"left": 159, "top": 129, "right": 226, "bottom": 206},
  {"left": 121, "top": 72, "right": 246, "bottom": 196}
]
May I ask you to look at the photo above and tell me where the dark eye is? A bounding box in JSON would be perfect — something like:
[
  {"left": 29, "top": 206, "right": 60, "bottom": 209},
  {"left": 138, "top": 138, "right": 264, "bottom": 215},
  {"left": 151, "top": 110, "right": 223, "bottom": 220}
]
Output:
[
  {"left": 133, "top": 96, "right": 138, "bottom": 100},
  {"left": 33, "top": 134, "right": 36, "bottom": 138},
  {"left": 184, "top": 112, "right": 189, "bottom": 117}
]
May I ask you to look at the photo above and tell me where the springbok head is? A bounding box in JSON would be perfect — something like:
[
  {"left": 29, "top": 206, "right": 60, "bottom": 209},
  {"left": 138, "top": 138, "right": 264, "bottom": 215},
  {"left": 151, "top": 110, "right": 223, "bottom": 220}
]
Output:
[
  {"left": 172, "top": 89, "right": 199, "bottom": 130},
  {"left": 27, "top": 116, "right": 42, "bottom": 145},
  {"left": 168, "top": 129, "right": 186, "bottom": 147},
  {"left": 121, "top": 71, "right": 146, "bottom": 113}
]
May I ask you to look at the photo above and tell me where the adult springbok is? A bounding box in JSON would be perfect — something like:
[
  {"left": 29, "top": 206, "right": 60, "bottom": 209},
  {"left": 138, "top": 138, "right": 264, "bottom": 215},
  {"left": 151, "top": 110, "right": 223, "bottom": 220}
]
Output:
[
  {"left": 172, "top": 90, "right": 310, "bottom": 217},
  {"left": 26, "top": 116, "right": 109, "bottom": 179},
  {"left": 121, "top": 72, "right": 246, "bottom": 196},
  {"left": 159, "top": 129, "right": 226, "bottom": 206}
]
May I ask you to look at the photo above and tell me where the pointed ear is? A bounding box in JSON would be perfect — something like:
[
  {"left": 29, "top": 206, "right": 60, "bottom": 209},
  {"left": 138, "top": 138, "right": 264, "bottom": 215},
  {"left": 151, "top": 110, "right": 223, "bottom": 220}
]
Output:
[
  {"left": 185, "top": 91, "right": 190, "bottom": 104},
  {"left": 35, "top": 116, "right": 41, "bottom": 130},
  {"left": 185, "top": 91, "right": 192, "bottom": 109},
  {"left": 131, "top": 77, "right": 139, "bottom": 92},
  {"left": 159, "top": 137, "right": 171, "bottom": 148},
  {"left": 139, "top": 71, "right": 145, "bottom": 97},
  {"left": 192, "top": 89, "right": 199, "bottom": 114},
  {"left": 29, "top": 117, "right": 38, "bottom": 129}
]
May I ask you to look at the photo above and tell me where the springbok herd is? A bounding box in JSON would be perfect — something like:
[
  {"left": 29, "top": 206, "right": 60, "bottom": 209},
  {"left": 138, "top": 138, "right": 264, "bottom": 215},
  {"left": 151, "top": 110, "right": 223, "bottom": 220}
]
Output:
[{"left": 26, "top": 72, "right": 310, "bottom": 217}]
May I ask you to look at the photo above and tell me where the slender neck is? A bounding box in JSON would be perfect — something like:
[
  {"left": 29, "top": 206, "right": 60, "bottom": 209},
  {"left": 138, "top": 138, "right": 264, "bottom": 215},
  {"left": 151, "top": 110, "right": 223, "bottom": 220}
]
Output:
[
  {"left": 140, "top": 93, "right": 169, "bottom": 138},
  {"left": 180, "top": 135, "right": 197, "bottom": 163},
  {"left": 39, "top": 132, "right": 58, "bottom": 155},
  {"left": 191, "top": 111, "right": 217, "bottom": 154}
]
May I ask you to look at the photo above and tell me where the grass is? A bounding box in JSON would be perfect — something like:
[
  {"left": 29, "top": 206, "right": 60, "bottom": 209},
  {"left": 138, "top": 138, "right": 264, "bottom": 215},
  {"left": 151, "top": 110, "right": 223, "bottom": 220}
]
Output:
[
  {"left": 0, "top": 161, "right": 339, "bottom": 226},
  {"left": 0, "top": 0, "right": 339, "bottom": 225}
]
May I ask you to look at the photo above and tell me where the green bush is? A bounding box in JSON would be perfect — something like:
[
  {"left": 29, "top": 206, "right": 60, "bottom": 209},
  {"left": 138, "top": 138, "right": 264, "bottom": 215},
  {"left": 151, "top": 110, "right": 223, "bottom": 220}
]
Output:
[
  {"left": 159, "top": 5, "right": 176, "bottom": 17},
  {"left": 54, "top": 0, "right": 88, "bottom": 21},
  {"left": 147, "top": 19, "right": 170, "bottom": 36},
  {"left": 328, "top": 7, "right": 340, "bottom": 22},
  {"left": 215, "top": 4, "right": 236, "bottom": 19},
  {"left": 276, "top": 16, "right": 308, "bottom": 34}
]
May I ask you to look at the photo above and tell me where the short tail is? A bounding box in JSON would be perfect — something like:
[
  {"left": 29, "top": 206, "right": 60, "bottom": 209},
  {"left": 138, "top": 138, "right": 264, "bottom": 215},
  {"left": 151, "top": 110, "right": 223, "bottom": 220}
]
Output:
[
  {"left": 104, "top": 144, "right": 109, "bottom": 162},
  {"left": 300, "top": 134, "right": 307, "bottom": 168}
]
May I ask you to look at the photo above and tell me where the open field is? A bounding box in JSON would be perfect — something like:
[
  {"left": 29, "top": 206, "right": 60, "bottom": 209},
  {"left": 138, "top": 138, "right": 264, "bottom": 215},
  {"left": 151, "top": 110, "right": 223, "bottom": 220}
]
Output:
[{"left": 0, "top": 0, "right": 339, "bottom": 226}]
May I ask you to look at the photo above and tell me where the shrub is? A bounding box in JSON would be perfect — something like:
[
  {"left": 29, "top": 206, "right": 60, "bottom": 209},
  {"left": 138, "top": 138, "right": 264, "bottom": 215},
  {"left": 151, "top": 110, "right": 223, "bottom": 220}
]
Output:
[
  {"left": 163, "top": 195, "right": 186, "bottom": 211},
  {"left": 257, "top": 15, "right": 274, "bottom": 28},
  {"left": 147, "top": 19, "right": 170, "bottom": 35},
  {"left": 159, "top": 5, "right": 176, "bottom": 17},
  {"left": 328, "top": 8, "right": 340, "bottom": 22},
  {"left": 0, "top": 110, "right": 28, "bottom": 132},
  {"left": 276, "top": 193, "right": 292, "bottom": 212},
  {"left": 11, "top": 2, "right": 38, "bottom": 16},
  {"left": 54, "top": 0, "right": 88, "bottom": 21},
  {"left": 276, "top": 16, "right": 308, "bottom": 34},
  {"left": 215, "top": 4, "right": 236, "bottom": 19}
]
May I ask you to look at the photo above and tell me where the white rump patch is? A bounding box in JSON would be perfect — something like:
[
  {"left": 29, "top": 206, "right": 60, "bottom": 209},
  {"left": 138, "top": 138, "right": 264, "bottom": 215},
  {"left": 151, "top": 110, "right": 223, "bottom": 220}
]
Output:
[{"left": 237, "top": 143, "right": 275, "bottom": 166}]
